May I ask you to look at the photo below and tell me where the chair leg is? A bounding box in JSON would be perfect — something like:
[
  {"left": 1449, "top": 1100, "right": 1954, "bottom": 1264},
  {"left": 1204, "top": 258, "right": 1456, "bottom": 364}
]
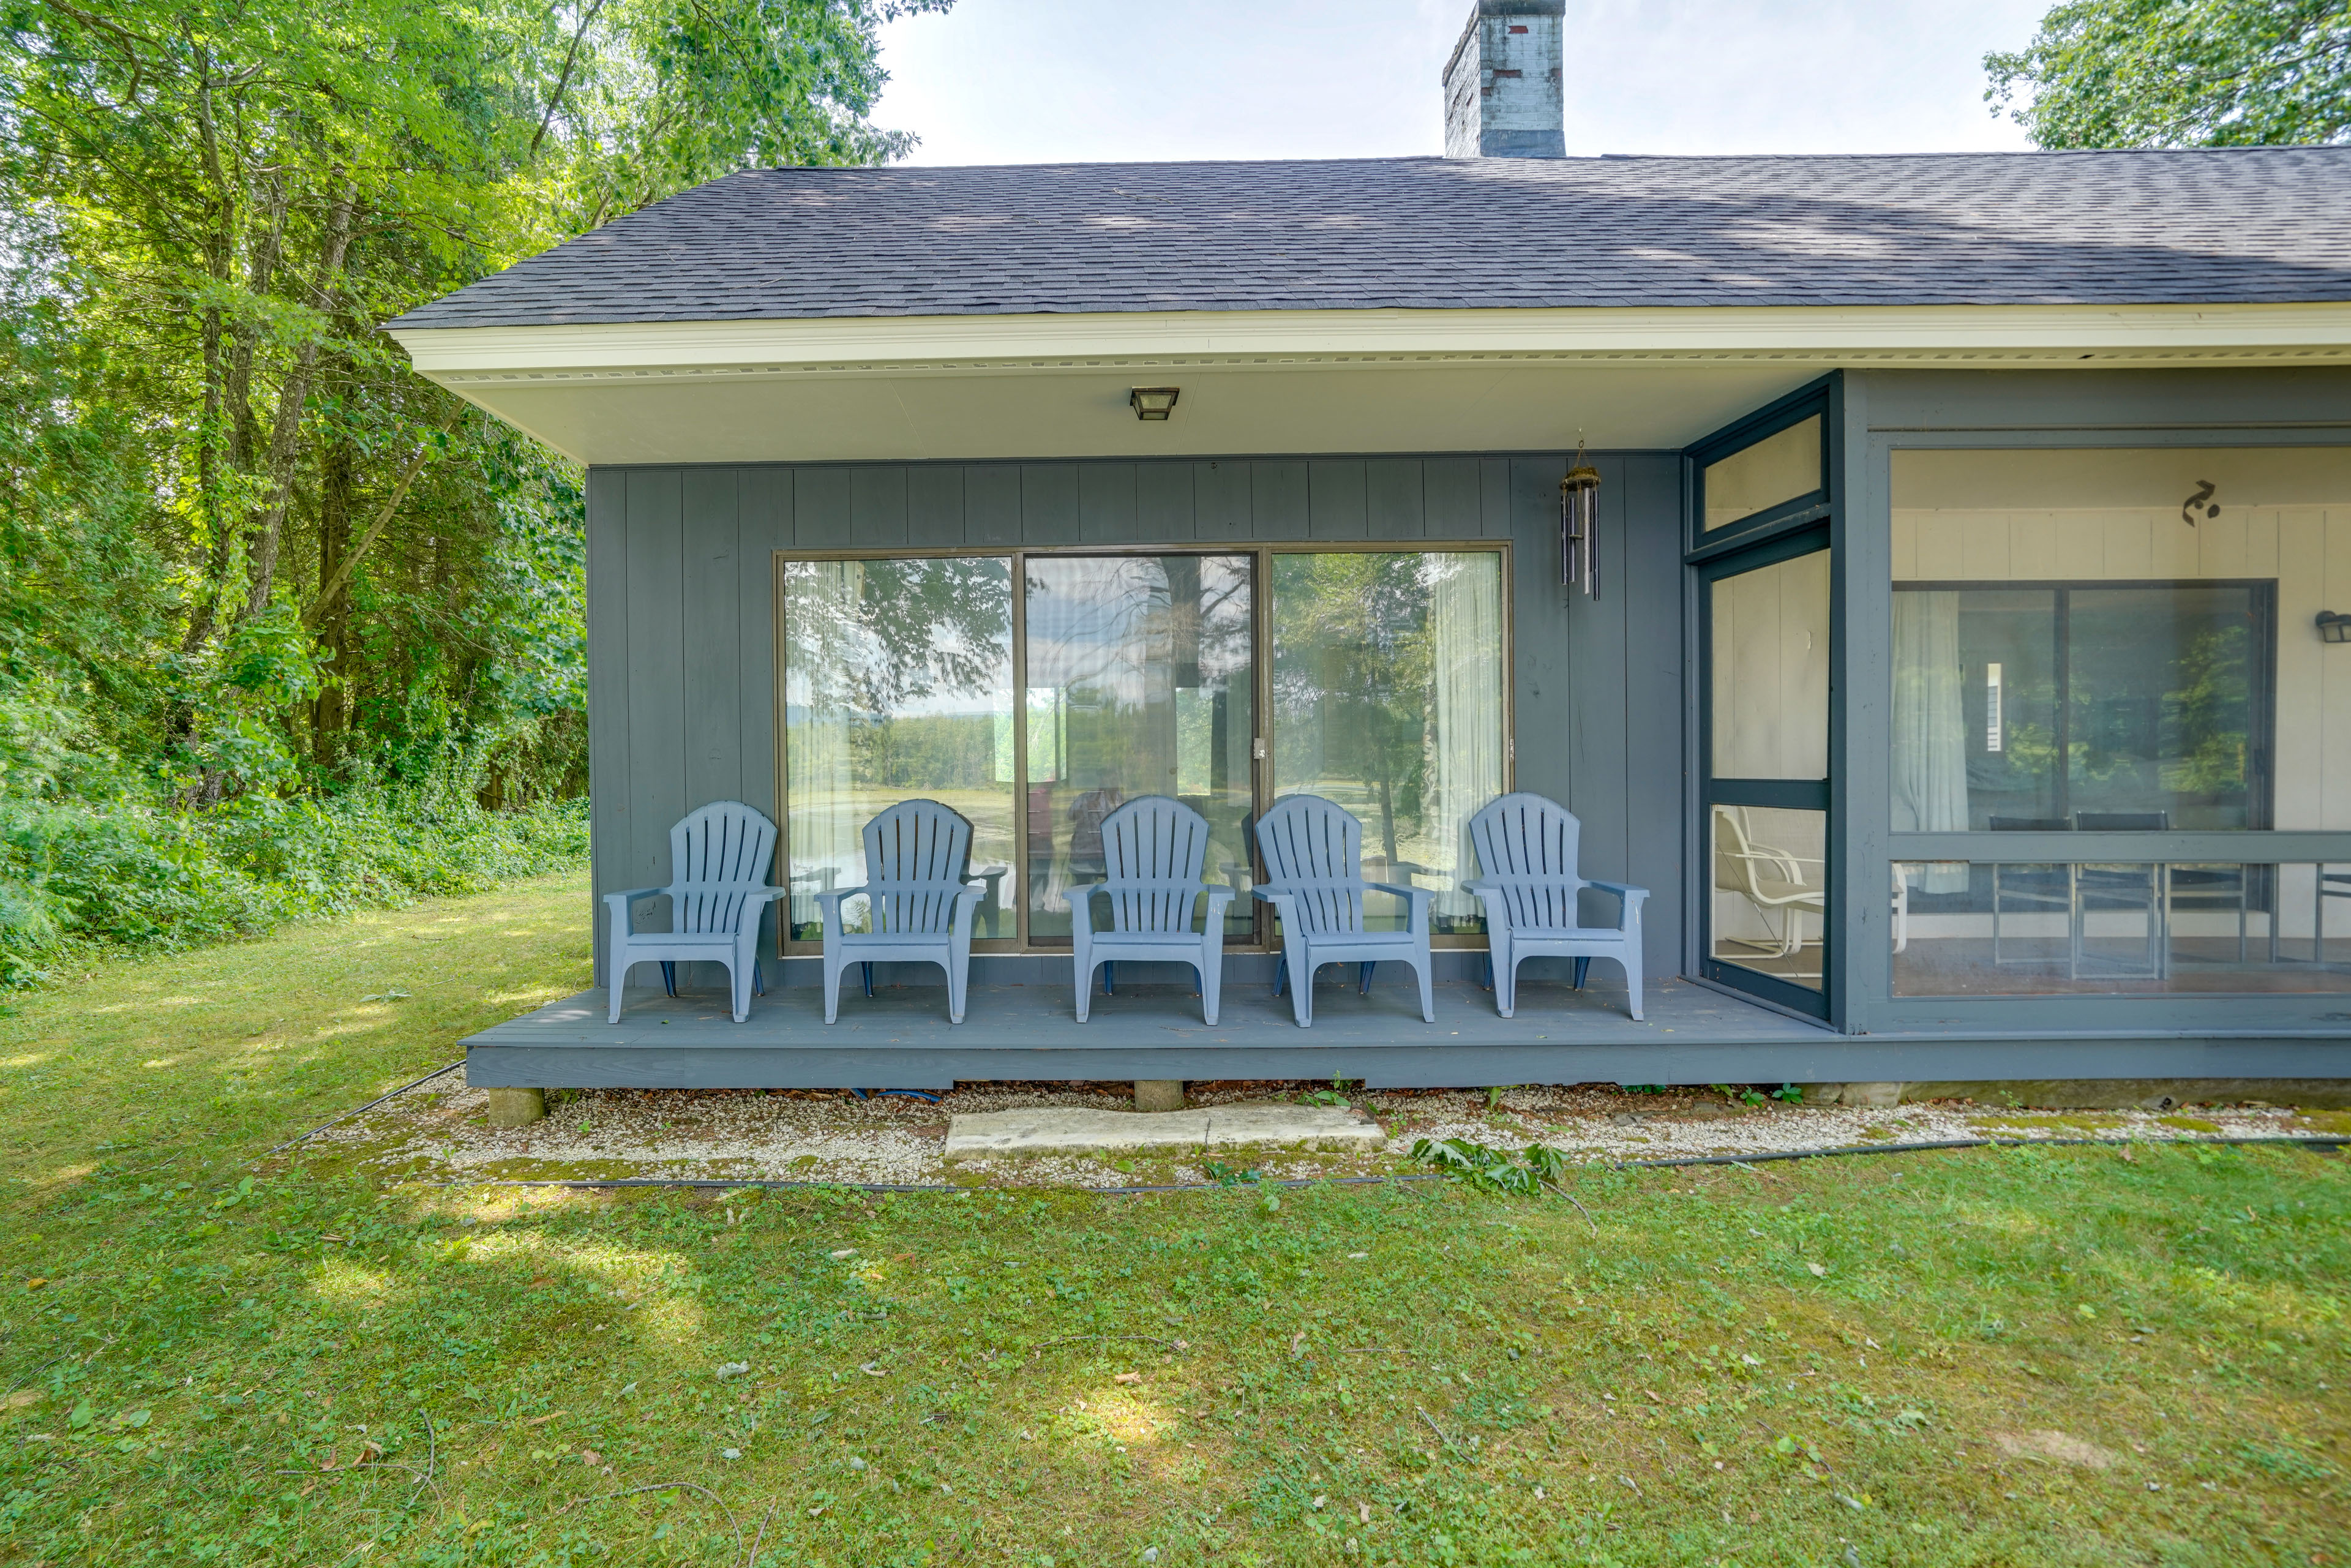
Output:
[
  {"left": 661, "top": 960, "right": 677, "bottom": 997},
  {"left": 1479, "top": 953, "right": 1493, "bottom": 991},
  {"left": 1199, "top": 939, "right": 1221, "bottom": 1027},
  {"left": 1573, "top": 956, "right": 1591, "bottom": 990},
  {"left": 1284, "top": 948, "right": 1313, "bottom": 1027},
  {"left": 1103, "top": 962, "right": 1116, "bottom": 996},
  {"left": 1272, "top": 957, "right": 1287, "bottom": 998},
  {"left": 947, "top": 955, "right": 969, "bottom": 1026},
  {"left": 822, "top": 953, "right": 842, "bottom": 1024},
  {"left": 752, "top": 961, "right": 765, "bottom": 997},
  {"left": 1414, "top": 956, "right": 1434, "bottom": 1024},
  {"left": 1074, "top": 955, "right": 1096, "bottom": 1024},
  {"left": 1618, "top": 948, "right": 1644, "bottom": 1022},
  {"left": 609, "top": 956, "right": 631, "bottom": 1024},
  {"left": 863, "top": 961, "right": 875, "bottom": 999},
  {"left": 1359, "top": 961, "right": 1375, "bottom": 995},
  {"left": 1492, "top": 945, "right": 1515, "bottom": 1018},
  {"left": 729, "top": 958, "right": 752, "bottom": 1024}
]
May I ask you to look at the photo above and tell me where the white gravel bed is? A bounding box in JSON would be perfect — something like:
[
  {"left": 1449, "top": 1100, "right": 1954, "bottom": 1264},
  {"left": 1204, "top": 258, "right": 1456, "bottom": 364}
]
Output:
[{"left": 294, "top": 1076, "right": 2333, "bottom": 1191}]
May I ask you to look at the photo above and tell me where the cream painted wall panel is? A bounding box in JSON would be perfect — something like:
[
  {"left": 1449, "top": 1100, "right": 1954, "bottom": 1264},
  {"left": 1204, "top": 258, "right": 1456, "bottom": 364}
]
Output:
[
  {"left": 2149, "top": 512, "right": 2197, "bottom": 578},
  {"left": 1960, "top": 514, "right": 2012, "bottom": 579},
  {"left": 2012, "top": 514, "right": 2058, "bottom": 579},
  {"left": 1890, "top": 514, "right": 1918, "bottom": 580},
  {"left": 2248, "top": 510, "right": 2280, "bottom": 577},
  {"left": 2102, "top": 513, "right": 2156, "bottom": 577},
  {"left": 2197, "top": 512, "right": 2250, "bottom": 577},
  {"left": 2273, "top": 510, "right": 2325, "bottom": 835},
  {"left": 2055, "top": 513, "right": 2107, "bottom": 577},
  {"left": 1913, "top": 517, "right": 1967, "bottom": 579},
  {"left": 2323, "top": 511, "right": 2351, "bottom": 830}
]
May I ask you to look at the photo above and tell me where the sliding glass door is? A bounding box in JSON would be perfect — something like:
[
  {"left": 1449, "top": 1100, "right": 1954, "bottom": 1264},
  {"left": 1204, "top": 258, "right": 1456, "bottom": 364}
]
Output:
[
  {"left": 780, "top": 557, "right": 1018, "bottom": 942},
  {"left": 778, "top": 544, "right": 1510, "bottom": 955},
  {"left": 1022, "top": 554, "right": 1258, "bottom": 943},
  {"left": 1272, "top": 550, "right": 1505, "bottom": 935}
]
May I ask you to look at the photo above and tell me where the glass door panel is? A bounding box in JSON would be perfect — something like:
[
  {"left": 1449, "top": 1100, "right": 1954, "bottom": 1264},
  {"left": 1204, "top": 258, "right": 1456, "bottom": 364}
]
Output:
[
  {"left": 1022, "top": 554, "right": 1258, "bottom": 944},
  {"left": 1703, "top": 539, "right": 1832, "bottom": 1011},
  {"left": 1270, "top": 550, "right": 1505, "bottom": 936},
  {"left": 781, "top": 557, "right": 1016, "bottom": 942},
  {"left": 1711, "top": 549, "right": 1830, "bottom": 779}
]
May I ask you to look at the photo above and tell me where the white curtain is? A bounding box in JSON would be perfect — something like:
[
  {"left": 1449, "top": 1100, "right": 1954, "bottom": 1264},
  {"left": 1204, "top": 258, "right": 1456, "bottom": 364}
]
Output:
[
  {"left": 1891, "top": 591, "right": 1969, "bottom": 893},
  {"left": 1428, "top": 554, "right": 1505, "bottom": 924},
  {"left": 782, "top": 561, "right": 866, "bottom": 931}
]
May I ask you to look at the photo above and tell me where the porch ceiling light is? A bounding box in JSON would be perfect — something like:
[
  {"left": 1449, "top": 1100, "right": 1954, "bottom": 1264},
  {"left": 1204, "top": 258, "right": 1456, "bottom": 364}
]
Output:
[
  {"left": 1560, "top": 441, "right": 1600, "bottom": 598},
  {"left": 2320, "top": 610, "right": 2351, "bottom": 644},
  {"left": 1129, "top": 386, "right": 1180, "bottom": 421}
]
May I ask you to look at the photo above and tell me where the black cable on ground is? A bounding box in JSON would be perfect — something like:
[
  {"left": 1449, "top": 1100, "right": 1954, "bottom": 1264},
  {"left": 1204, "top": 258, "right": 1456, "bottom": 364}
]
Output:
[
  {"left": 417, "top": 1133, "right": 2341, "bottom": 1198},
  {"left": 244, "top": 1061, "right": 466, "bottom": 1168}
]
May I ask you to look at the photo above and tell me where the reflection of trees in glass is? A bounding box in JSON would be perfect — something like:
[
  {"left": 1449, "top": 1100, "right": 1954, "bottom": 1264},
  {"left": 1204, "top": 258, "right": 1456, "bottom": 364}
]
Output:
[
  {"left": 785, "top": 558, "right": 1011, "bottom": 717},
  {"left": 2160, "top": 623, "right": 2252, "bottom": 799},
  {"left": 1272, "top": 553, "right": 1435, "bottom": 861},
  {"left": 786, "top": 559, "right": 1012, "bottom": 795}
]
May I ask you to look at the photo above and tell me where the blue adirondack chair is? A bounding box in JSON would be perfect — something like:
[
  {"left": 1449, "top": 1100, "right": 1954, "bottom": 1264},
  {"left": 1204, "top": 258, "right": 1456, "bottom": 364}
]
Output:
[
  {"left": 816, "top": 800, "right": 988, "bottom": 1025},
  {"left": 1065, "top": 796, "right": 1236, "bottom": 1024},
  {"left": 1463, "top": 792, "right": 1649, "bottom": 1021},
  {"left": 1251, "top": 794, "right": 1435, "bottom": 1028},
  {"left": 604, "top": 801, "right": 784, "bottom": 1024}
]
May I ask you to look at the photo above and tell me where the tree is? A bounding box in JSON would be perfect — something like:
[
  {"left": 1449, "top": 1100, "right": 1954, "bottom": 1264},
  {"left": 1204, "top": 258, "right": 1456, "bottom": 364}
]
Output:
[
  {"left": 1987, "top": 0, "right": 2351, "bottom": 147},
  {"left": 0, "top": 0, "right": 943, "bottom": 807}
]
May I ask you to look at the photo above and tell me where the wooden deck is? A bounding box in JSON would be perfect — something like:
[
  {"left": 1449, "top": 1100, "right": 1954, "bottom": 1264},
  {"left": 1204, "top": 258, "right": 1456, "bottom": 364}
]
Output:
[{"left": 460, "top": 963, "right": 2351, "bottom": 1089}]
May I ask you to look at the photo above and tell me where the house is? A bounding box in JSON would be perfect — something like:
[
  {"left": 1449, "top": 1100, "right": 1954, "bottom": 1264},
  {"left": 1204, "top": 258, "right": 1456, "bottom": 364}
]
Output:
[{"left": 391, "top": 0, "right": 2351, "bottom": 1099}]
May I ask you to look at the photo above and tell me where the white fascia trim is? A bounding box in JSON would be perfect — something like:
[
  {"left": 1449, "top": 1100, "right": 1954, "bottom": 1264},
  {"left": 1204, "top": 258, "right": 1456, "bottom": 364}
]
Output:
[{"left": 389, "top": 301, "right": 2351, "bottom": 381}]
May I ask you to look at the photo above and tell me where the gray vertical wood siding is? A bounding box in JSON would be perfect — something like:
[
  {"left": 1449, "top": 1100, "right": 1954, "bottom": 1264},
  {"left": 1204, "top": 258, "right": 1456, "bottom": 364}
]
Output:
[{"left": 587, "top": 453, "right": 1686, "bottom": 982}]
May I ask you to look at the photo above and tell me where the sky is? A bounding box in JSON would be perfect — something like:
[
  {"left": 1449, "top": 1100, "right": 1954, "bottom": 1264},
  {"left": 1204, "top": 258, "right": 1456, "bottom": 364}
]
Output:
[{"left": 870, "top": 0, "right": 2058, "bottom": 167}]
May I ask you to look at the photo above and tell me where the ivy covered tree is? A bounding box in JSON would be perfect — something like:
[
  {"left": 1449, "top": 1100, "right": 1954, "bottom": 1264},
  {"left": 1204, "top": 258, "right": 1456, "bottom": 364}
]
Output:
[{"left": 1987, "top": 0, "right": 2351, "bottom": 146}]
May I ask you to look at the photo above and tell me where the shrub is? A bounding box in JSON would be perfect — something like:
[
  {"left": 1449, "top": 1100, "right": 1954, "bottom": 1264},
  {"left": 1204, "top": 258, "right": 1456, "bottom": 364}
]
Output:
[{"left": 0, "top": 786, "right": 588, "bottom": 985}]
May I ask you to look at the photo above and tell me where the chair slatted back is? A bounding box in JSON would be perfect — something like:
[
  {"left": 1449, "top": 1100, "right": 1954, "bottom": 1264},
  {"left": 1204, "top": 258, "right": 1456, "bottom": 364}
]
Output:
[
  {"left": 667, "top": 801, "right": 779, "bottom": 934},
  {"left": 1254, "top": 795, "right": 1368, "bottom": 936},
  {"left": 1467, "top": 793, "right": 1587, "bottom": 930},
  {"left": 1096, "top": 797, "right": 1213, "bottom": 934},
  {"left": 861, "top": 799, "right": 976, "bottom": 935}
]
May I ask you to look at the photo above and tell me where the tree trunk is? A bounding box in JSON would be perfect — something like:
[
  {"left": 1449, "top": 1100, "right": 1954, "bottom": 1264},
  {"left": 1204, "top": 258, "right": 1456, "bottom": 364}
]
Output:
[
  {"left": 242, "top": 182, "right": 356, "bottom": 621},
  {"left": 311, "top": 408, "right": 354, "bottom": 760}
]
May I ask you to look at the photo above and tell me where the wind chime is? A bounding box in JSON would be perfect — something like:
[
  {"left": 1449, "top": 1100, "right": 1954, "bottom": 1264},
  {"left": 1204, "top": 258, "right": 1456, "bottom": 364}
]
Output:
[{"left": 1559, "top": 441, "right": 1600, "bottom": 598}]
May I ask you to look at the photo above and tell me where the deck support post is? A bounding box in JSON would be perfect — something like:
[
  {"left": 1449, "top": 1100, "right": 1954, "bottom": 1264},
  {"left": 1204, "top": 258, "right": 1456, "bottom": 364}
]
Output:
[
  {"left": 487, "top": 1087, "right": 547, "bottom": 1127},
  {"left": 1133, "top": 1080, "right": 1186, "bottom": 1112}
]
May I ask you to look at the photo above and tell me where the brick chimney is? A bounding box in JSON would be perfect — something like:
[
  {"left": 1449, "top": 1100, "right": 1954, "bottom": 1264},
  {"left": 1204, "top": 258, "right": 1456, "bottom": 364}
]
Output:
[{"left": 1442, "top": 0, "right": 1567, "bottom": 158}]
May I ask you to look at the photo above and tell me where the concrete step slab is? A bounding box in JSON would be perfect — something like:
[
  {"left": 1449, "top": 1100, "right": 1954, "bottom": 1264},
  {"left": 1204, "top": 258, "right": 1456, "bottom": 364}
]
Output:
[
  {"left": 943, "top": 1103, "right": 1385, "bottom": 1162},
  {"left": 1204, "top": 1102, "right": 1389, "bottom": 1152}
]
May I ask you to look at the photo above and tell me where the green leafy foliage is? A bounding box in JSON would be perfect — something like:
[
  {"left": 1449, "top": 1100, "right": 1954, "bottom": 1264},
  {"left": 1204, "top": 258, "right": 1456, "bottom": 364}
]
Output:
[
  {"left": 1987, "top": 0, "right": 2351, "bottom": 148},
  {"left": 1409, "top": 1136, "right": 1570, "bottom": 1196},
  {"left": 0, "top": 0, "right": 941, "bottom": 975}
]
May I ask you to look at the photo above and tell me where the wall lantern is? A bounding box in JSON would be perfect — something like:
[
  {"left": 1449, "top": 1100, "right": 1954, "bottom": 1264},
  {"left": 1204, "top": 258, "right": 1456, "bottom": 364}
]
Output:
[
  {"left": 2320, "top": 610, "right": 2351, "bottom": 644},
  {"left": 1129, "top": 386, "right": 1180, "bottom": 421},
  {"left": 1559, "top": 441, "right": 1600, "bottom": 597}
]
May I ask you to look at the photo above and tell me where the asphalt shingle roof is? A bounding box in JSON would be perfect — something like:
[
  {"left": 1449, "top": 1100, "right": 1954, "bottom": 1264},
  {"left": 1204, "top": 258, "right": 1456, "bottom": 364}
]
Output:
[{"left": 388, "top": 148, "right": 2351, "bottom": 329}]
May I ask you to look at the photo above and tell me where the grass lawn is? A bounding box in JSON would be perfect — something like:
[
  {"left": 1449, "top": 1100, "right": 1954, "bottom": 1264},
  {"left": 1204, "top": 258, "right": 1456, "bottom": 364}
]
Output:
[{"left": 0, "top": 871, "right": 2345, "bottom": 1566}]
